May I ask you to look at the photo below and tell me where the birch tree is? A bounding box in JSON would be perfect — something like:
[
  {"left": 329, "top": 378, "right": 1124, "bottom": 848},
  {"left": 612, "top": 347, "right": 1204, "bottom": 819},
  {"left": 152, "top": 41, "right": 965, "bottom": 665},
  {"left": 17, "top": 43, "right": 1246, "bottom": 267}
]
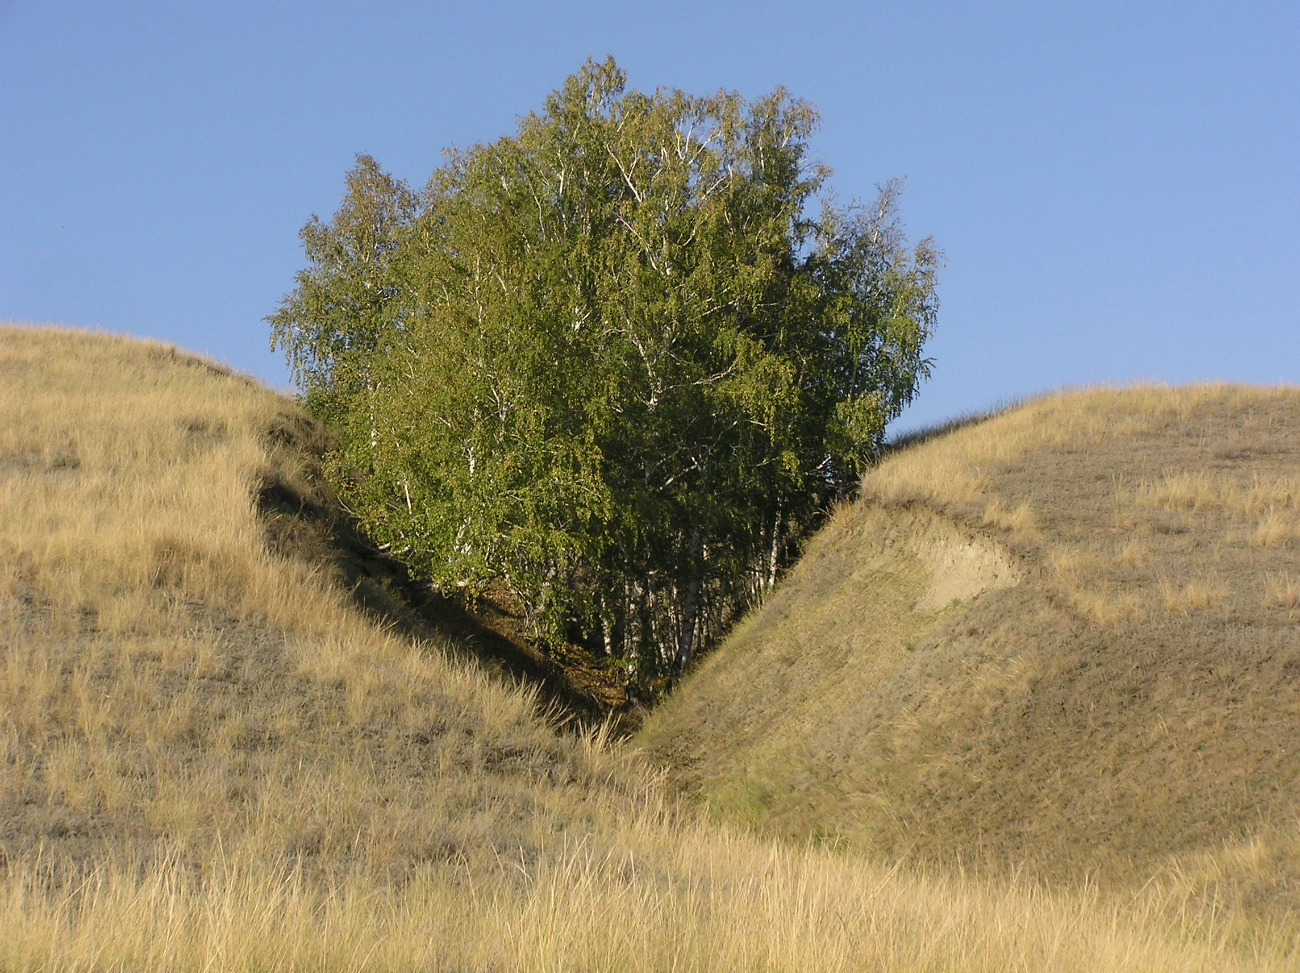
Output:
[{"left": 269, "top": 57, "right": 940, "bottom": 689}]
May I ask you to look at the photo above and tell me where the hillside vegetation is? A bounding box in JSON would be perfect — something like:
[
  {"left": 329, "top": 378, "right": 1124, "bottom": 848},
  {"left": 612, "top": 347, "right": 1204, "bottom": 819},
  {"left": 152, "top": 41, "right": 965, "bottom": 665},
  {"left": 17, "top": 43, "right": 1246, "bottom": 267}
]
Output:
[
  {"left": 269, "top": 59, "right": 939, "bottom": 686},
  {"left": 0, "top": 324, "right": 1292, "bottom": 970},
  {"left": 640, "top": 383, "right": 1300, "bottom": 922}
]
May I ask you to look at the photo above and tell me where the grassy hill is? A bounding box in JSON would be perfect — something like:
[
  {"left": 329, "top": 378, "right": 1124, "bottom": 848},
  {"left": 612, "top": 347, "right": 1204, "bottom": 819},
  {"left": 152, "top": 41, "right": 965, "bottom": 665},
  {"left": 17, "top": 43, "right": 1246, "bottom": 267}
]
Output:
[
  {"left": 0, "top": 324, "right": 1292, "bottom": 970},
  {"left": 639, "top": 384, "right": 1300, "bottom": 915}
]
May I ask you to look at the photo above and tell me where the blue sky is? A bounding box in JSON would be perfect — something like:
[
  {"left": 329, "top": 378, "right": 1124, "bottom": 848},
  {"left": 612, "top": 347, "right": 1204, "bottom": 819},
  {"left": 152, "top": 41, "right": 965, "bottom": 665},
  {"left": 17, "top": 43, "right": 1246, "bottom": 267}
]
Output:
[{"left": 2, "top": 1, "right": 1296, "bottom": 434}]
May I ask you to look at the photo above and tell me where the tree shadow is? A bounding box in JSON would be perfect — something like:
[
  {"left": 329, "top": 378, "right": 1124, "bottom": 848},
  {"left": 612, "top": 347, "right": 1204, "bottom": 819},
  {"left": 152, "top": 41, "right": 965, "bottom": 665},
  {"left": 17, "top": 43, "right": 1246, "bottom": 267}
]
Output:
[{"left": 255, "top": 412, "right": 629, "bottom": 733}]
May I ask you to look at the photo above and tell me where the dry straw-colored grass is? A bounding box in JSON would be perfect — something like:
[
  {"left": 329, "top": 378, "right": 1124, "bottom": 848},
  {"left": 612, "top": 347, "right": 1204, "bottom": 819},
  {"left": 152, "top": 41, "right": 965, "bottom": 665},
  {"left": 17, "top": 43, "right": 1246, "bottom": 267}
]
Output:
[
  {"left": 5, "top": 818, "right": 1273, "bottom": 973},
  {"left": 1264, "top": 573, "right": 1300, "bottom": 615},
  {"left": 642, "top": 379, "right": 1300, "bottom": 964},
  {"left": 0, "top": 326, "right": 1292, "bottom": 970}
]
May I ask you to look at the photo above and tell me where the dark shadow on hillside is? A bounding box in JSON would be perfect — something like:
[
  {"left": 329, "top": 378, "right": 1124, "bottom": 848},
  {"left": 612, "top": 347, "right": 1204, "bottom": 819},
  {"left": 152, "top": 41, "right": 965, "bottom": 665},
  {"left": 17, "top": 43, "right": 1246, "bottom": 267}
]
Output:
[{"left": 255, "top": 411, "right": 629, "bottom": 732}]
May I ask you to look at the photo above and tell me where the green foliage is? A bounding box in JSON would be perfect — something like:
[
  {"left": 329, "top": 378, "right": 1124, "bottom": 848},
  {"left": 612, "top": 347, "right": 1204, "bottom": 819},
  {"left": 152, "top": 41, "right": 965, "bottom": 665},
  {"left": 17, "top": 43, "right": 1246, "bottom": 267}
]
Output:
[{"left": 269, "top": 57, "right": 940, "bottom": 686}]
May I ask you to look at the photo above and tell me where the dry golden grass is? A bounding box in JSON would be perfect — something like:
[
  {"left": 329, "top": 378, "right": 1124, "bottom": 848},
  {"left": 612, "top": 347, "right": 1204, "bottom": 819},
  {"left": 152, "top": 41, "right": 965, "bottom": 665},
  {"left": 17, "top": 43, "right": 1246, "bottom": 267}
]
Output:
[
  {"left": 1264, "top": 573, "right": 1300, "bottom": 615},
  {"left": 1157, "top": 573, "right": 1232, "bottom": 615},
  {"left": 1, "top": 326, "right": 1292, "bottom": 970},
  {"left": 641, "top": 380, "right": 1300, "bottom": 956},
  {"left": 981, "top": 497, "right": 1039, "bottom": 537},
  {"left": 5, "top": 817, "right": 1278, "bottom": 973},
  {"left": 1251, "top": 509, "right": 1300, "bottom": 548}
]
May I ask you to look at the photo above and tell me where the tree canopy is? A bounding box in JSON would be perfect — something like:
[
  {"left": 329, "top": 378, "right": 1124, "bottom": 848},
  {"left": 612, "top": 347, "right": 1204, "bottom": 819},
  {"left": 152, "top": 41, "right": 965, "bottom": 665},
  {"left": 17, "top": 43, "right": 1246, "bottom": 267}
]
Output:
[{"left": 270, "top": 57, "right": 940, "bottom": 687}]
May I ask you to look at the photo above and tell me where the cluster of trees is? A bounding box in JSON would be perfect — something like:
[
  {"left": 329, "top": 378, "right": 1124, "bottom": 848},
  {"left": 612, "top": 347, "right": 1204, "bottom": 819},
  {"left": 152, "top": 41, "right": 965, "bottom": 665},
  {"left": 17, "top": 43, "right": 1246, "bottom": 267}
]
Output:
[{"left": 270, "top": 58, "right": 939, "bottom": 686}]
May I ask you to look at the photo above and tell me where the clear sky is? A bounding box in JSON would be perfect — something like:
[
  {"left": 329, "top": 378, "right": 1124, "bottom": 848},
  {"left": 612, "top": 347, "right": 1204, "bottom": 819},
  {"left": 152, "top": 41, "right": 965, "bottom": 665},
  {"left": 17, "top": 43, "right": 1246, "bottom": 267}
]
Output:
[{"left": 2, "top": 1, "right": 1296, "bottom": 435}]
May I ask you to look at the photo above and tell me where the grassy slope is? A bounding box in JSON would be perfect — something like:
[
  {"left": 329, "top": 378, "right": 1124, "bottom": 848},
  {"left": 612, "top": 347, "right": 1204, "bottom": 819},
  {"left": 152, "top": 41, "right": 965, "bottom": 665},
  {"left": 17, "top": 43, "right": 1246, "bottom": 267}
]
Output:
[
  {"left": 0, "top": 326, "right": 1289, "bottom": 970},
  {"left": 0, "top": 325, "right": 633, "bottom": 871},
  {"left": 640, "top": 384, "right": 1300, "bottom": 911}
]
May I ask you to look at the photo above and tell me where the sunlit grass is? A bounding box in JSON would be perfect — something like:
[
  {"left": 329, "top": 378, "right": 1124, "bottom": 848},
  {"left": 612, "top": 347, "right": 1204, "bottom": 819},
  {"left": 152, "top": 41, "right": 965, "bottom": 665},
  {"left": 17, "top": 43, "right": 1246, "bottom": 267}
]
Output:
[
  {"left": 642, "top": 378, "right": 1300, "bottom": 966},
  {"left": 2, "top": 325, "right": 1296, "bottom": 970}
]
